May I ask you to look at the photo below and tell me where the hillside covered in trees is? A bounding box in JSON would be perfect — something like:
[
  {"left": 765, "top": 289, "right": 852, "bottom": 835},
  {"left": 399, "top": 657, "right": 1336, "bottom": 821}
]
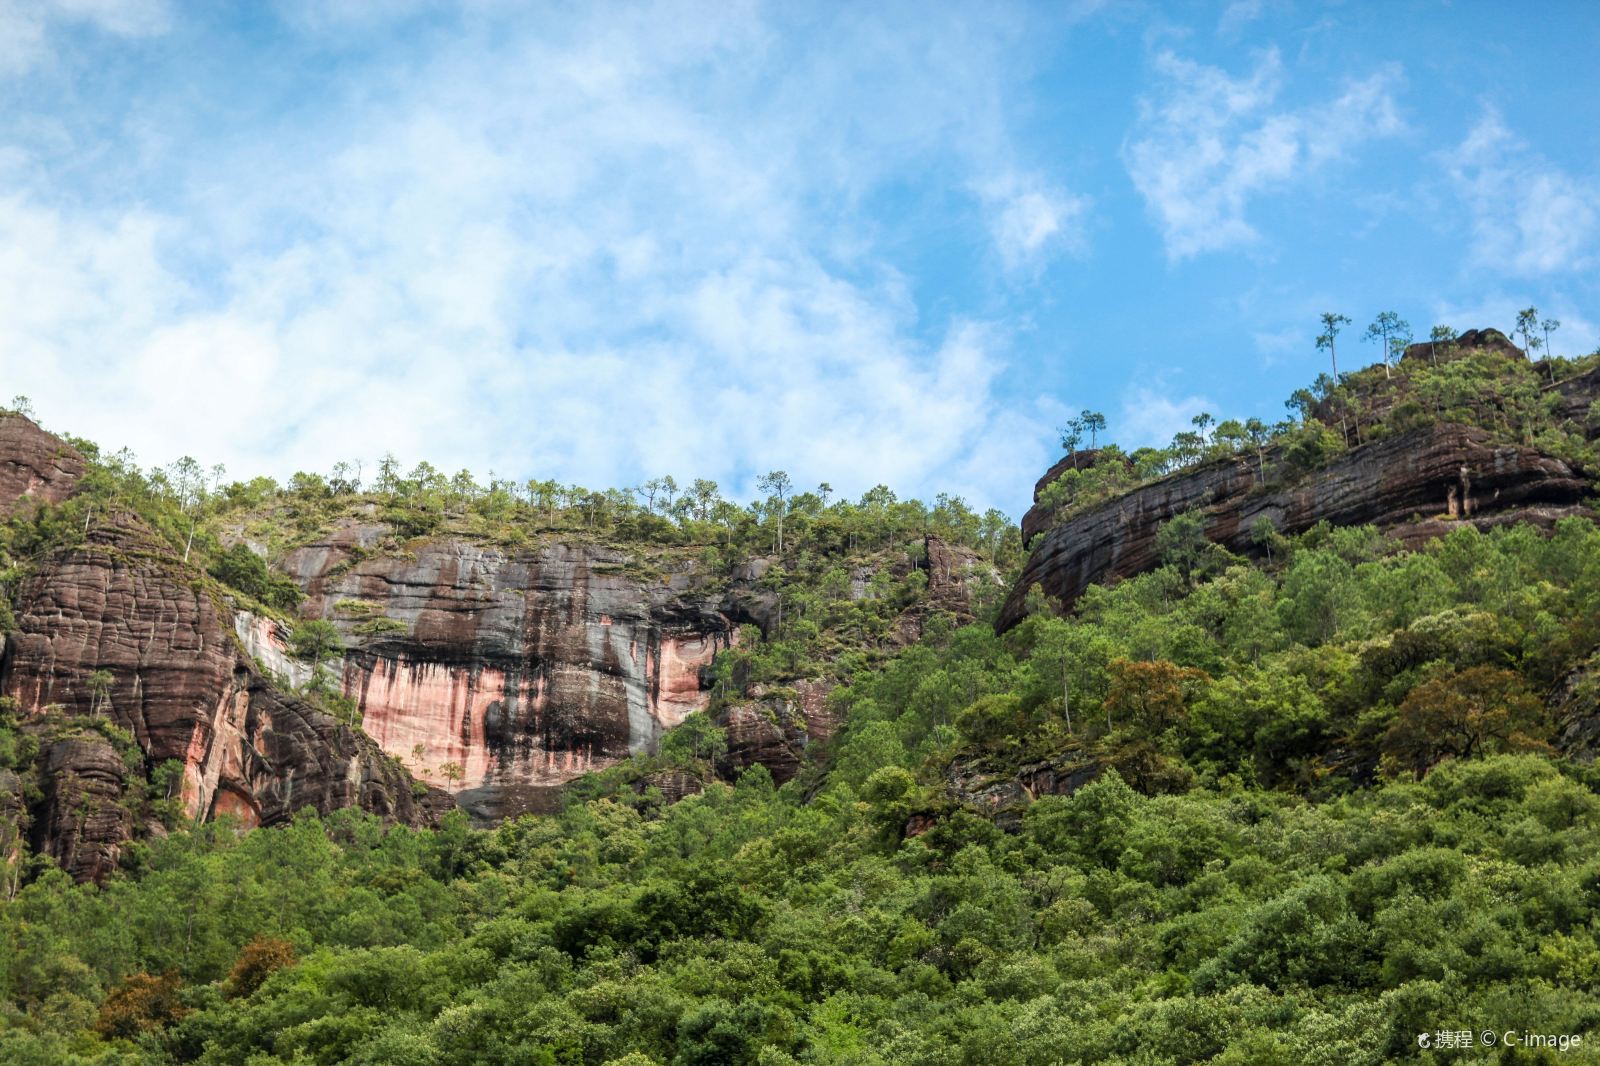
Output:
[{"left": 4, "top": 328, "right": 1600, "bottom": 1063}]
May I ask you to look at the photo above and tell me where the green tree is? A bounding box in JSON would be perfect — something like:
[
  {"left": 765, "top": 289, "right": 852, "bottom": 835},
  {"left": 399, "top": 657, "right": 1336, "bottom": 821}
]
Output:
[
  {"left": 1542, "top": 315, "right": 1562, "bottom": 381},
  {"left": 85, "top": 670, "right": 113, "bottom": 718},
  {"left": 1059, "top": 417, "right": 1084, "bottom": 467},
  {"left": 1081, "top": 410, "right": 1107, "bottom": 448},
  {"left": 1244, "top": 418, "right": 1272, "bottom": 483},
  {"left": 1364, "top": 311, "right": 1409, "bottom": 379},
  {"left": 1316, "top": 312, "right": 1350, "bottom": 379},
  {"left": 1156, "top": 511, "right": 1211, "bottom": 586},
  {"left": 1515, "top": 306, "right": 1542, "bottom": 362},
  {"left": 1427, "top": 324, "right": 1456, "bottom": 365},
  {"left": 757, "top": 471, "right": 793, "bottom": 553}
]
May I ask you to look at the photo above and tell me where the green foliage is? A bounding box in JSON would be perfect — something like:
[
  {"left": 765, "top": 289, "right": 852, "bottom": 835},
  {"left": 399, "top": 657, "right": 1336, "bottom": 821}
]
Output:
[
  {"left": 208, "top": 543, "right": 303, "bottom": 612},
  {"left": 290, "top": 620, "right": 343, "bottom": 664},
  {"left": 6, "top": 341, "right": 1600, "bottom": 1063},
  {"left": 3, "top": 745, "right": 1593, "bottom": 1064},
  {"left": 656, "top": 713, "right": 728, "bottom": 766}
]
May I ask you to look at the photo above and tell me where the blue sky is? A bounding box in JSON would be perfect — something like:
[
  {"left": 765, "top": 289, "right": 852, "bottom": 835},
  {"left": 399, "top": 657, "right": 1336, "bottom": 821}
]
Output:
[{"left": 3, "top": 1, "right": 1597, "bottom": 516}]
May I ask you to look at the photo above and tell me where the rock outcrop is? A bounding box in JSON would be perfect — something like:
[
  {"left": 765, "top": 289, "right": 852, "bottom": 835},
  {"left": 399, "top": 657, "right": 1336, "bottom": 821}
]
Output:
[
  {"left": 267, "top": 520, "right": 749, "bottom": 820},
  {"left": 943, "top": 753, "right": 1101, "bottom": 830},
  {"left": 715, "top": 680, "right": 836, "bottom": 785},
  {"left": 0, "top": 413, "right": 84, "bottom": 516},
  {"left": 0, "top": 514, "right": 449, "bottom": 878},
  {"left": 31, "top": 734, "right": 133, "bottom": 883},
  {"left": 1553, "top": 654, "right": 1600, "bottom": 764},
  {"left": 1399, "top": 327, "right": 1524, "bottom": 365},
  {"left": 999, "top": 423, "right": 1589, "bottom": 631}
]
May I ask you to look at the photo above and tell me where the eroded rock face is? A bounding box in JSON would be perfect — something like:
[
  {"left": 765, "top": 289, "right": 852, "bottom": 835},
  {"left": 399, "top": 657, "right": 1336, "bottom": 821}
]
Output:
[
  {"left": 999, "top": 423, "right": 1589, "bottom": 630},
  {"left": 1553, "top": 655, "right": 1600, "bottom": 764},
  {"left": 1400, "top": 327, "right": 1524, "bottom": 365},
  {"left": 274, "top": 523, "right": 746, "bottom": 819},
  {"left": 0, "top": 413, "right": 84, "bottom": 517},
  {"left": 716, "top": 680, "right": 836, "bottom": 785},
  {"left": 0, "top": 514, "right": 447, "bottom": 878},
  {"left": 31, "top": 736, "right": 132, "bottom": 883}
]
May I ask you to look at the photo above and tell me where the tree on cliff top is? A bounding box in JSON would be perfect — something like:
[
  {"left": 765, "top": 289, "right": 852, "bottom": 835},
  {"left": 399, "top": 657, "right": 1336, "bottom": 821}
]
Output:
[
  {"left": 758, "top": 470, "right": 793, "bottom": 553},
  {"left": 1515, "top": 306, "right": 1543, "bottom": 361},
  {"left": 1363, "top": 311, "right": 1409, "bottom": 380},
  {"left": 1315, "top": 312, "right": 1350, "bottom": 379}
]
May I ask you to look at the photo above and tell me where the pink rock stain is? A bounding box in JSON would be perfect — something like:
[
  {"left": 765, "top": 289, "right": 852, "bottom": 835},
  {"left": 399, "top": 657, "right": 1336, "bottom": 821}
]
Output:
[{"left": 341, "top": 625, "right": 736, "bottom": 794}]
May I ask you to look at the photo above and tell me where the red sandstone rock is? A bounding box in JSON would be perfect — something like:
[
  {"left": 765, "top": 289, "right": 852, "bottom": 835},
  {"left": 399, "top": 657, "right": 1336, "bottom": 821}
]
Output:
[
  {"left": 999, "top": 422, "right": 1590, "bottom": 631},
  {"left": 31, "top": 735, "right": 132, "bottom": 882},
  {"left": 715, "top": 679, "right": 836, "bottom": 784},
  {"left": 0, "top": 413, "right": 84, "bottom": 516},
  {"left": 1, "top": 513, "right": 448, "bottom": 878},
  {"left": 274, "top": 524, "right": 745, "bottom": 818}
]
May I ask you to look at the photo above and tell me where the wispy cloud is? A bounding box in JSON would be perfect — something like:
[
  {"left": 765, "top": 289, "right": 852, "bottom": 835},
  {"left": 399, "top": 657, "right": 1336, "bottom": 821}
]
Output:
[
  {"left": 1123, "top": 47, "right": 1403, "bottom": 261},
  {"left": 1444, "top": 108, "right": 1599, "bottom": 277},
  {"left": 0, "top": 3, "right": 1071, "bottom": 511},
  {"left": 977, "top": 171, "right": 1091, "bottom": 273},
  {"left": 1119, "top": 384, "right": 1214, "bottom": 449},
  {"left": 0, "top": 0, "right": 170, "bottom": 74}
]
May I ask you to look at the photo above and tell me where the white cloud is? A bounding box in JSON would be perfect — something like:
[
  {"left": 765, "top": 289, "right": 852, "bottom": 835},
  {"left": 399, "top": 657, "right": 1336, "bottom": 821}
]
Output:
[
  {"left": 1218, "top": 0, "right": 1266, "bottom": 37},
  {"left": 1445, "top": 109, "right": 1599, "bottom": 277},
  {"left": 0, "top": 0, "right": 169, "bottom": 74},
  {"left": 1119, "top": 384, "right": 1214, "bottom": 449},
  {"left": 1123, "top": 48, "right": 1403, "bottom": 261},
  {"left": 977, "top": 172, "right": 1091, "bottom": 272},
  {"left": 0, "top": 4, "right": 1070, "bottom": 512}
]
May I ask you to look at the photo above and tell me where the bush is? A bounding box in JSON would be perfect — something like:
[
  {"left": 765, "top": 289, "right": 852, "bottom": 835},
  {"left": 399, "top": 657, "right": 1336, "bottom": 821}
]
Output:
[
  {"left": 94, "top": 971, "right": 188, "bottom": 1039},
  {"left": 227, "top": 936, "right": 296, "bottom": 998}
]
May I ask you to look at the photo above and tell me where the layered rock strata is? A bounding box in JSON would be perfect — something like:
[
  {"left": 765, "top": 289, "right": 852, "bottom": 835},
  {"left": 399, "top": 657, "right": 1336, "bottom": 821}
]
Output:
[
  {"left": 0, "top": 413, "right": 85, "bottom": 517},
  {"left": 0, "top": 514, "right": 447, "bottom": 878},
  {"left": 1000, "top": 423, "right": 1589, "bottom": 630},
  {"left": 274, "top": 522, "right": 748, "bottom": 819}
]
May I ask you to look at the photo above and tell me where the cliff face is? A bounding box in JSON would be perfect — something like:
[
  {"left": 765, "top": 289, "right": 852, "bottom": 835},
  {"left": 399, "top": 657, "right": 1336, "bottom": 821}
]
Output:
[
  {"left": 0, "top": 413, "right": 86, "bottom": 517},
  {"left": 31, "top": 736, "right": 133, "bottom": 883},
  {"left": 715, "top": 680, "right": 836, "bottom": 785},
  {"left": 0, "top": 514, "right": 449, "bottom": 879},
  {"left": 999, "top": 422, "right": 1590, "bottom": 631},
  {"left": 269, "top": 520, "right": 748, "bottom": 820}
]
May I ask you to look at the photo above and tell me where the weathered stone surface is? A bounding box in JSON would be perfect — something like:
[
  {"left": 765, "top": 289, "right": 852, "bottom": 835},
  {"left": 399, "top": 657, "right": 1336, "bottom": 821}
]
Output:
[
  {"left": 0, "top": 413, "right": 84, "bottom": 516},
  {"left": 1553, "top": 655, "right": 1600, "bottom": 764},
  {"left": 942, "top": 753, "right": 1102, "bottom": 830},
  {"left": 1551, "top": 364, "right": 1600, "bottom": 431},
  {"left": 999, "top": 423, "right": 1589, "bottom": 631},
  {"left": 715, "top": 679, "right": 836, "bottom": 785},
  {"left": 920, "top": 535, "right": 992, "bottom": 621},
  {"left": 275, "top": 522, "right": 750, "bottom": 818},
  {"left": 1400, "top": 327, "right": 1524, "bottom": 365},
  {"left": 32, "top": 735, "right": 132, "bottom": 883},
  {"left": 634, "top": 769, "right": 705, "bottom": 805},
  {"left": 0, "top": 513, "right": 448, "bottom": 877}
]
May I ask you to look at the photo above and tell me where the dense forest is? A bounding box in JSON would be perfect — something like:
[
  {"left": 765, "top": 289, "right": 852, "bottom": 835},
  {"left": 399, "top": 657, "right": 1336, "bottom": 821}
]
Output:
[{"left": 4, "top": 333, "right": 1600, "bottom": 1063}]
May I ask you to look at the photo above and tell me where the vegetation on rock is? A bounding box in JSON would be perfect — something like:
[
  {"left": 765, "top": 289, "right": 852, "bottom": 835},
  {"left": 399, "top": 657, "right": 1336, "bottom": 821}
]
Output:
[{"left": 3, "top": 331, "right": 1600, "bottom": 1062}]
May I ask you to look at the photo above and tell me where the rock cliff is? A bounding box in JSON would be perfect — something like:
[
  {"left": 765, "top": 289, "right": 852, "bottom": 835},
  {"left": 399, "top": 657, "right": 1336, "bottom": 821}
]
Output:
[
  {"left": 715, "top": 680, "right": 836, "bottom": 785},
  {"left": 999, "top": 422, "right": 1591, "bottom": 631},
  {"left": 263, "top": 519, "right": 752, "bottom": 820},
  {"left": 0, "top": 413, "right": 85, "bottom": 517},
  {"left": 0, "top": 511, "right": 450, "bottom": 879}
]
